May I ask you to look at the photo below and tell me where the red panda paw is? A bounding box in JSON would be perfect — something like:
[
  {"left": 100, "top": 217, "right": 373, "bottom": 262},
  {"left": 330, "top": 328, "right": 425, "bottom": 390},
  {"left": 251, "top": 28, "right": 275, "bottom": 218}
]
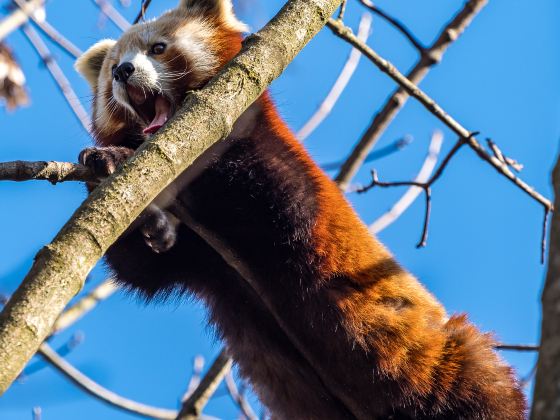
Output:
[
  {"left": 79, "top": 146, "right": 134, "bottom": 178},
  {"left": 139, "top": 205, "right": 178, "bottom": 254}
]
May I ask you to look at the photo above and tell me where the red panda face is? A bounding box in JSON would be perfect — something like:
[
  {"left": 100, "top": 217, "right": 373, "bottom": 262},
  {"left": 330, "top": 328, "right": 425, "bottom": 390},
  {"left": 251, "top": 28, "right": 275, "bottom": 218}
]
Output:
[{"left": 75, "top": 0, "right": 246, "bottom": 144}]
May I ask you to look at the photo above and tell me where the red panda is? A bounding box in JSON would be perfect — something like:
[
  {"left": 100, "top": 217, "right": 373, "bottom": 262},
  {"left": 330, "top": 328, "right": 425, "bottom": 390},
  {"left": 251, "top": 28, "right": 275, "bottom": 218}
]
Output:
[{"left": 75, "top": 0, "right": 526, "bottom": 418}]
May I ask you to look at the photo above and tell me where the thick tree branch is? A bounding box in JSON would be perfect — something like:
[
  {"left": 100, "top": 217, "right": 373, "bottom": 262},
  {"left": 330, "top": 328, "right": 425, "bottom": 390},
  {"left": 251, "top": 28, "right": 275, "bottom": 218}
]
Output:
[
  {"left": 532, "top": 157, "right": 560, "bottom": 419},
  {"left": 334, "top": 0, "right": 488, "bottom": 190},
  {"left": 0, "top": 0, "right": 342, "bottom": 395}
]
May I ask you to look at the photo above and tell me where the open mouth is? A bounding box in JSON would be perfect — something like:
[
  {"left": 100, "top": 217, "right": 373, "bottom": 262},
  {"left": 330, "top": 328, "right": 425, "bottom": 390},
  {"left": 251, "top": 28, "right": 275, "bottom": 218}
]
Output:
[{"left": 126, "top": 85, "right": 173, "bottom": 135}]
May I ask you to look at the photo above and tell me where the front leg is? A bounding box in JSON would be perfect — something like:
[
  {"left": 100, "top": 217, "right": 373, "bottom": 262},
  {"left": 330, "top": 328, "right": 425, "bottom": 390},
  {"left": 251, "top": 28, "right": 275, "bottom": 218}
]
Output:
[{"left": 78, "top": 146, "right": 177, "bottom": 253}]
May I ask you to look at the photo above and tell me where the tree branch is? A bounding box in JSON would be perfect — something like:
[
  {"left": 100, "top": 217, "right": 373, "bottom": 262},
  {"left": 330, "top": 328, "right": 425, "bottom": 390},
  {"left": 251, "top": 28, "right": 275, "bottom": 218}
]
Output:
[
  {"left": 134, "top": 0, "right": 153, "bottom": 24},
  {"left": 13, "top": 0, "right": 82, "bottom": 58},
  {"left": 334, "top": 0, "right": 488, "bottom": 190},
  {"left": 0, "top": 0, "right": 343, "bottom": 395},
  {"left": 91, "top": 0, "right": 132, "bottom": 32},
  {"left": 327, "top": 18, "right": 552, "bottom": 253},
  {"left": 495, "top": 344, "right": 539, "bottom": 352},
  {"left": 51, "top": 280, "right": 116, "bottom": 334},
  {"left": 21, "top": 24, "right": 91, "bottom": 133},
  {"left": 532, "top": 156, "right": 560, "bottom": 419},
  {"left": 176, "top": 349, "right": 232, "bottom": 420},
  {"left": 297, "top": 13, "right": 371, "bottom": 141},
  {"left": 224, "top": 370, "right": 258, "bottom": 420},
  {"left": 358, "top": 0, "right": 424, "bottom": 52},
  {"left": 37, "top": 342, "right": 178, "bottom": 419},
  {"left": 0, "top": 160, "right": 95, "bottom": 183},
  {"left": 368, "top": 130, "right": 442, "bottom": 234},
  {"left": 0, "top": 0, "right": 44, "bottom": 41}
]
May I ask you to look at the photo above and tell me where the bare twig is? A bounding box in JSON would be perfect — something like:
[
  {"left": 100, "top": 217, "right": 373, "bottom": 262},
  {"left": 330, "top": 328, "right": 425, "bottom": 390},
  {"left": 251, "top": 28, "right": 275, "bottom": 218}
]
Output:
[
  {"left": 134, "top": 0, "right": 153, "bottom": 24},
  {"left": 359, "top": 0, "right": 424, "bottom": 52},
  {"left": 32, "top": 407, "right": 41, "bottom": 420},
  {"left": 22, "top": 332, "right": 84, "bottom": 377},
  {"left": 0, "top": 160, "right": 95, "bottom": 183},
  {"left": 37, "top": 343, "right": 178, "bottom": 420},
  {"left": 337, "top": 0, "right": 347, "bottom": 21},
  {"left": 52, "top": 280, "right": 116, "bottom": 334},
  {"left": 92, "top": 0, "right": 132, "bottom": 32},
  {"left": 182, "top": 355, "right": 205, "bottom": 400},
  {"left": 224, "top": 371, "right": 258, "bottom": 420},
  {"left": 369, "top": 131, "right": 442, "bottom": 234},
  {"left": 328, "top": 18, "right": 552, "bottom": 256},
  {"left": 0, "top": 0, "right": 43, "bottom": 41},
  {"left": 13, "top": 0, "right": 81, "bottom": 58},
  {"left": 21, "top": 25, "right": 91, "bottom": 133},
  {"left": 322, "top": 136, "right": 411, "bottom": 172},
  {"left": 495, "top": 344, "right": 539, "bottom": 352},
  {"left": 334, "top": 0, "right": 488, "bottom": 190},
  {"left": 358, "top": 135, "right": 470, "bottom": 247},
  {"left": 297, "top": 13, "right": 371, "bottom": 141},
  {"left": 177, "top": 349, "right": 232, "bottom": 420}
]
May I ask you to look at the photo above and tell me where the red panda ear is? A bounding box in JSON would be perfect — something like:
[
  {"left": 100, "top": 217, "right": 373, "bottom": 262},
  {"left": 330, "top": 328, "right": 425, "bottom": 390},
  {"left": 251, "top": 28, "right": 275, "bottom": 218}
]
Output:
[
  {"left": 75, "top": 39, "right": 116, "bottom": 89},
  {"left": 178, "top": 0, "right": 248, "bottom": 32}
]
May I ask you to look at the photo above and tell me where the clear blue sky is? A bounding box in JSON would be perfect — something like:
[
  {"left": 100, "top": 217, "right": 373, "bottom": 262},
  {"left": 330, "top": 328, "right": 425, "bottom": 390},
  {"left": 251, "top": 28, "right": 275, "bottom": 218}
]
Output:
[{"left": 1, "top": 0, "right": 559, "bottom": 419}]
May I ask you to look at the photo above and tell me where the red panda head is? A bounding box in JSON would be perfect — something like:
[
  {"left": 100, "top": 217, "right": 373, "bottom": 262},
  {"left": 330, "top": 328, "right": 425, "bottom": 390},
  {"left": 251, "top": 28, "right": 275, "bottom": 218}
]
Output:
[{"left": 75, "top": 0, "right": 247, "bottom": 145}]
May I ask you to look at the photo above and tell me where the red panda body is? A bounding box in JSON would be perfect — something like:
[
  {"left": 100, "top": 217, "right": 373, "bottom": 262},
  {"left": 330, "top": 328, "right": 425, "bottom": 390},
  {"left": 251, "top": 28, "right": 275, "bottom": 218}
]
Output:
[{"left": 75, "top": 1, "right": 526, "bottom": 418}]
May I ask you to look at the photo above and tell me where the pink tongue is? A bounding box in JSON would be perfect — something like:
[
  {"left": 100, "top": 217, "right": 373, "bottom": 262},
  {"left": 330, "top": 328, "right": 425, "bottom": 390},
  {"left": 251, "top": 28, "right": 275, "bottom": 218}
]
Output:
[{"left": 143, "top": 96, "right": 171, "bottom": 135}]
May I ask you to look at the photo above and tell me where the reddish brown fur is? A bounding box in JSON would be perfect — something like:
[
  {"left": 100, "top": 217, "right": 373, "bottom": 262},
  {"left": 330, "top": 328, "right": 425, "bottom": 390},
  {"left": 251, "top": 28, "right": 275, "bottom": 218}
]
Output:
[{"left": 78, "top": 2, "right": 527, "bottom": 418}]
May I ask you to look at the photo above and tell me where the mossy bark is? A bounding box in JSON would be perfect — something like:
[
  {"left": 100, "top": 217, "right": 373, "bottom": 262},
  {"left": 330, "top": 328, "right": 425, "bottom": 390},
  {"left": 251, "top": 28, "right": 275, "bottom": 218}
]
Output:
[{"left": 0, "top": 0, "right": 342, "bottom": 394}]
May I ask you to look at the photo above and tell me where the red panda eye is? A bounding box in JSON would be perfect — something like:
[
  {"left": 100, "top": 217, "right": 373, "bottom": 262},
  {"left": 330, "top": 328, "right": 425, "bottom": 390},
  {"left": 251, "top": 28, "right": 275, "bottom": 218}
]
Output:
[{"left": 151, "top": 43, "right": 166, "bottom": 55}]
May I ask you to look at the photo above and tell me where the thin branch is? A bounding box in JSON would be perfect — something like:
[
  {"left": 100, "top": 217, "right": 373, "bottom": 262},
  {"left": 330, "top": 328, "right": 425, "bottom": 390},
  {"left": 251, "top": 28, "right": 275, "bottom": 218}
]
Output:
[
  {"left": 92, "top": 0, "right": 132, "bottom": 32},
  {"left": 21, "top": 25, "right": 91, "bottom": 133},
  {"left": 0, "top": 0, "right": 344, "bottom": 396},
  {"left": 134, "top": 0, "right": 153, "bottom": 24},
  {"left": 297, "top": 13, "right": 371, "bottom": 141},
  {"left": 32, "top": 407, "right": 41, "bottom": 420},
  {"left": 327, "top": 18, "right": 553, "bottom": 255},
  {"left": 13, "top": 0, "right": 82, "bottom": 58},
  {"left": 177, "top": 349, "right": 232, "bottom": 420},
  {"left": 22, "top": 332, "right": 84, "bottom": 377},
  {"left": 182, "top": 355, "right": 205, "bottom": 400},
  {"left": 337, "top": 0, "right": 347, "bottom": 21},
  {"left": 0, "top": 160, "right": 95, "bottom": 183},
  {"left": 224, "top": 371, "right": 258, "bottom": 420},
  {"left": 0, "top": 0, "right": 43, "bottom": 41},
  {"left": 37, "top": 342, "right": 178, "bottom": 420},
  {"left": 369, "top": 130, "right": 443, "bottom": 234},
  {"left": 51, "top": 280, "right": 116, "bottom": 334},
  {"left": 358, "top": 135, "right": 469, "bottom": 247},
  {"left": 359, "top": 0, "right": 424, "bottom": 52},
  {"left": 495, "top": 344, "right": 539, "bottom": 352},
  {"left": 334, "top": 0, "right": 488, "bottom": 190},
  {"left": 322, "top": 136, "right": 411, "bottom": 172}
]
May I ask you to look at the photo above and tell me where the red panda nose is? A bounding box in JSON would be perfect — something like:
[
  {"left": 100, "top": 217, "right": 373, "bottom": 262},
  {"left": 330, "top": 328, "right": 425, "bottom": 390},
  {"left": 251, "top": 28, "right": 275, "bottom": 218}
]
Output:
[{"left": 113, "top": 62, "right": 135, "bottom": 83}]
